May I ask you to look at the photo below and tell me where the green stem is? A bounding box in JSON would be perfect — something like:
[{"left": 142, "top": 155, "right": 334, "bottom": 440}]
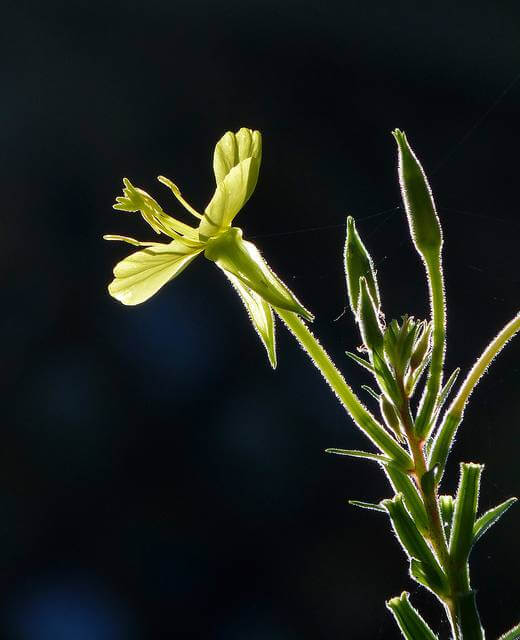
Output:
[
  {"left": 416, "top": 252, "right": 446, "bottom": 437},
  {"left": 274, "top": 308, "right": 413, "bottom": 470}
]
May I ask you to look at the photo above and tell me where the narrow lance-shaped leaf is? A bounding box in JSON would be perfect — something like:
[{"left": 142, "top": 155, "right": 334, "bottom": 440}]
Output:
[
  {"left": 349, "top": 500, "right": 386, "bottom": 513},
  {"left": 325, "top": 448, "right": 391, "bottom": 464},
  {"left": 384, "top": 465, "right": 429, "bottom": 535},
  {"left": 473, "top": 497, "right": 517, "bottom": 545},
  {"left": 382, "top": 495, "right": 448, "bottom": 595},
  {"left": 386, "top": 591, "right": 439, "bottom": 640},
  {"left": 498, "top": 622, "right": 520, "bottom": 640},
  {"left": 344, "top": 216, "right": 380, "bottom": 316},
  {"left": 221, "top": 269, "right": 277, "bottom": 369},
  {"left": 449, "top": 463, "right": 483, "bottom": 566}
]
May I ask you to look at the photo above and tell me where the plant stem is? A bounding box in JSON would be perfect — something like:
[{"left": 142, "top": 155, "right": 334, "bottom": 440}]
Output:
[
  {"left": 416, "top": 253, "right": 446, "bottom": 437},
  {"left": 274, "top": 308, "right": 413, "bottom": 470}
]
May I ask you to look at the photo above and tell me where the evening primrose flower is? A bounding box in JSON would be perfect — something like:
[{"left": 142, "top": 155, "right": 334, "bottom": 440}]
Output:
[{"left": 105, "top": 128, "right": 313, "bottom": 368}]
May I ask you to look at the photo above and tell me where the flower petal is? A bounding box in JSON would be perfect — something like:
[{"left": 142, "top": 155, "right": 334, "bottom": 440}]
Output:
[
  {"left": 221, "top": 269, "right": 277, "bottom": 369},
  {"left": 108, "top": 241, "right": 202, "bottom": 305},
  {"left": 213, "top": 128, "right": 262, "bottom": 185}
]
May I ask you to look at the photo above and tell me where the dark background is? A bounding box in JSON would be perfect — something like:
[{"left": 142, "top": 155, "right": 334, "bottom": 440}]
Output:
[{"left": 2, "top": 1, "right": 519, "bottom": 638}]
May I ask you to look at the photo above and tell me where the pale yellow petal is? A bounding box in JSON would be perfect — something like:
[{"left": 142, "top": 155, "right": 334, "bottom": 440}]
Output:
[{"left": 108, "top": 241, "right": 202, "bottom": 305}]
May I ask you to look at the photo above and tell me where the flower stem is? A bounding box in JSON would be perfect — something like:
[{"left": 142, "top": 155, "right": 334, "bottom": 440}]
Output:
[{"left": 274, "top": 308, "right": 413, "bottom": 470}]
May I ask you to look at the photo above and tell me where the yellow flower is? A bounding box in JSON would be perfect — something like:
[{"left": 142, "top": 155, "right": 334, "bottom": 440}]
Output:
[{"left": 105, "top": 128, "right": 312, "bottom": 367}]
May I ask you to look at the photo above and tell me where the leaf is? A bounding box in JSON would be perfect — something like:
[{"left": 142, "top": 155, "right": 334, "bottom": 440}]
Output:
[
  {"left": 498, "top": 622, "right": 520, "bottom": 640},
  {"left": 222, "top": 269, "right": 277, "bottom": 369},
  {"left": 345, "top": 351, "right": 375, "bottom": 373},
  {"left": 361, "top": 384, "right": 380, "bottom": 400},
  {"left": 434, "top": 367, "right": 460, "bottom": 416},
  {"left": 344, "top": 216, "right": 380, "bottom": 316},
  {"left": 108, "top": 241, "right": 202, "bottom": 305},
  {"left": 427, "top": 413, "right": 462, "bottom": 482},
  {"left": 473, "top": 497, "right": 517, "bottom": 545},
  {"left": 386, "top": 591, "right": 438, "bottom": 640},
  {"left": 349, "top": 500, "right": 386, "bottom": 513},
  {"left": 449, "top": 463, "right": 483, "bottom": 565},
  {"left": 382, "top": 495, "right": 448, "bottom": 594},
  {"left": 325, "top": 448, "right": 391, "bottom": 464},
  {"left": 385, "top": 465, "right": 429, "bottom": 535},
  {"left": 458, "top": 590, "right": 484, "bottom": 640}
]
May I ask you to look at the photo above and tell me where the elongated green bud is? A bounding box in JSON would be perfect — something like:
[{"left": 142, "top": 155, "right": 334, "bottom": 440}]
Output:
[
  {"left": 357, "top": 277, "right": 384, "bottom": 354},
  {"left": 410, "top": 321, "right": 431, "bottom": 371},
  {"left": 393, "top": 130, "right": 442, "bottom": 260},
  {"left": 380, "top": 395, "right": 404, "bottom": 441},
  {"left": 344, "top": 216, "right": 380, "bottom": 316}
]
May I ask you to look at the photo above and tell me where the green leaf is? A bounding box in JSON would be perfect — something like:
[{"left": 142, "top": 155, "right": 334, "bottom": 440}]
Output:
[
  {"left": 222, "top": 269, "right": 277, "bottom": 369},
  {"left": 433, "top": 367, "right": 460, "bottom": 417},
  {"left": 200, "top": 129, "right": 261, "bottom": 239},
  {"left": 387, "top": 591, "right": 438, "bottom": 640},
  {"left": 439, "top": 494, "right": 454, "bottom": 539},
  {"left": 349, "top": 500, "right": 386, "bottom": 513},
  {"left": 410, "top": 321, "right": 431, "bottom": 371},
  {"left": 473, "top": 497, "right": 517, "bottom": 545},
  {"left": 385, "top": 465, "right": 429, "bottom": 535},
  {"left": 382, "top": 495, "right": 448, "bottom": 594},
  {"left": 345, "top": 351, "right": 375, "bottom": 373},
  {"left": 498, "top": 622, "right": 520, "bottom": 640},
  {"left": 449, "top": 463, "right": 483, "bottom": 566},
  {"left": 205, "top": 228, "right": 313, "bottom": 320},
  {"left": 361, "top": 384, "right": 380, "bottom": 400},
  {"left": 344, "top": 216, "right": 380, "bottom": 316},
  {"left": 427, "top": 413, "right": 462, "bottom": 482},
  {"left": 380, "top": 394, "right": 405, "bottom": 442},
  {"left": 325, "top": 448, "right": 391, "bottom": 464},
  {"left": 107, "top": 241, "right": 203, "bottom": 305}
]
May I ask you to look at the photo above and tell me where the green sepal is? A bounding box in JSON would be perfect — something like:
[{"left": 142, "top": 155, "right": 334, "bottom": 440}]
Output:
[
  {"left": 405, "top": 352, "right": 431, "bottom": 397},
  {"left": 372, "top": 348, "right": 401, "bottom": 406},
  {"left": 221, "top": 269, "right": 277, "bottom": 368},
  {"left": 473, "top": 497, "right": 517, "bottom": 545},
  {"left": 349, "top": 500, "right": 386, "bottom": 513},
  {"left": 386, "top": 591, "right": 438, "bottom": 640},
  {"left": 439, "top": 494, "right": 455, "bottom": 539},
  {"left": 325, "top": 448, "right": 391, "bottom": 464},
  {"left": 393, "top": 129, "right": 443, "bottom": 261},
  {"left": 205, "top": 227, "right": 313, "bottom": 320},
  {"left": 357, "top": 277, "right": 384, "bottom": 354},
  {"left": 498, "top": 622, "right": 520, "bottom": 640},
  {"left": 449, "top": 463, "right": 483, "bottom": 566},
  {"left": 344, "top": 216, "right": 380, "bottom": 317},
  {"left": 384, "top": 465, "right": 429, "bottom": 535},
  {"left": 382, "top": 494, "right": 448, "bottom": 594}
]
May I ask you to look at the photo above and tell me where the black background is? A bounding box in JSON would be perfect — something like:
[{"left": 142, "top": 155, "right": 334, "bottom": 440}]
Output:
[{"left": 3, "top": 1, "right": 519, "bottom": 638}]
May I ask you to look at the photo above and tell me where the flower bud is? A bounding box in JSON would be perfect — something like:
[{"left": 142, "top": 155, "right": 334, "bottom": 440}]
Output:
[
  {"left": 344, "top": 216, "right": 380, "bottom": 317},
  {"left": 393, "top": 130, "right": 442, "bottom": 261},
  {"left": 357, "top": 277, "right": 384, "bottom": 354}
]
